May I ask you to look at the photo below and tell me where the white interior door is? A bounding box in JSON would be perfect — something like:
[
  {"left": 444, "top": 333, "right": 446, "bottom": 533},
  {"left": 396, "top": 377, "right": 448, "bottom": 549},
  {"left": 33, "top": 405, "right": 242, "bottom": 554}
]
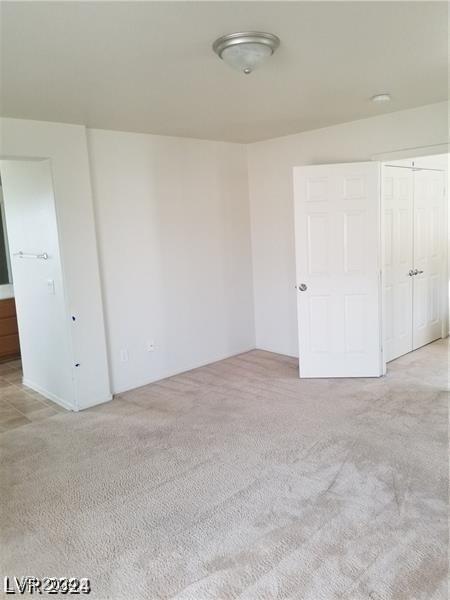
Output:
[
  {"left": 293, "top": 162, "right": 382, "bottom": 378},
  {"left": 413, "top": 169, "right": 445, "bottom": 349},
  {"left": 383, "top": 166, "right": 414, "bottom": 362},
  {"left": 0, "top": 159, "right": 74, "bottom": 408}
]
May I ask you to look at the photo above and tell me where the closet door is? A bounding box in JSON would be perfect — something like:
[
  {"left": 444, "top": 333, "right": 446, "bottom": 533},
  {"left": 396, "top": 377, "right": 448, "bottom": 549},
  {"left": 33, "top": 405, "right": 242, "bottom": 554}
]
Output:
[
  {"left": 383, "top": 167, "right": 414, "bottom": 362},
  {"left": 412, "top": 170, "right": 445, "bottom": 349}
]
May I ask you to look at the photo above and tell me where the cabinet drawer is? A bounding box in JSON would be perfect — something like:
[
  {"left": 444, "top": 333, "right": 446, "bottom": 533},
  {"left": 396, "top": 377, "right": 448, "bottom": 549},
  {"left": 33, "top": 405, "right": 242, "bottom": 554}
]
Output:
[
  {"left": 0, "top": 316, "right": 19, "bottom": 337},
  {"left": 0, "top": 298, "right": 16, "bottom": 319},
  {"left": 0, "top": 333, "right": 20, "bottom": 358}
]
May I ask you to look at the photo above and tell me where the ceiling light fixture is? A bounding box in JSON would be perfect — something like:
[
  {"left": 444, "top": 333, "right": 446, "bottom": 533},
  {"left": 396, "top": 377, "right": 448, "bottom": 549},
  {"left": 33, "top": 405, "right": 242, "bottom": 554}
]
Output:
[
  {"left": 213, "top": 31, "right": 280, "bottom": 75},
  {"left": 371, "top": 93, "right": 391, "bottom": 103}
]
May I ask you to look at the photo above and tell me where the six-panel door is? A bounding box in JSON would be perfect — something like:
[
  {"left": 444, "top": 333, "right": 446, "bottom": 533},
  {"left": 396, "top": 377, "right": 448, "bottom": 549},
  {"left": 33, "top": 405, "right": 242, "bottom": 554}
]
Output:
[
  {"left": 293, "top": 162, "right": 382, "bottom": 378},
  {"left": 383, "top": 166, "right": 445, "bottom": 361},
  {"left": 383, "top": 166, "right": 414, "bottom": 362}
]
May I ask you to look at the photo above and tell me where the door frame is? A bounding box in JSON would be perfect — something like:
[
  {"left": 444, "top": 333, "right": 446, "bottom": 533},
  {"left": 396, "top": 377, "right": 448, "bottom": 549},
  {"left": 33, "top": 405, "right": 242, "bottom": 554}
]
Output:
[
  {"left": 293, "top": 147, "right": 448, "bottom": 377},
  {"left": 380, "top": 153, "right": 448, "bottom": 371}
]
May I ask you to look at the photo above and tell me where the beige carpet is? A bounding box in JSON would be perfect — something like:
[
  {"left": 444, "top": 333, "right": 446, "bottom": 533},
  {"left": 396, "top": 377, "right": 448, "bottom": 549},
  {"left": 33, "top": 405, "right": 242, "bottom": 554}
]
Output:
[{"left": 1, "top": 340, "right": 448, "bottom": 599}]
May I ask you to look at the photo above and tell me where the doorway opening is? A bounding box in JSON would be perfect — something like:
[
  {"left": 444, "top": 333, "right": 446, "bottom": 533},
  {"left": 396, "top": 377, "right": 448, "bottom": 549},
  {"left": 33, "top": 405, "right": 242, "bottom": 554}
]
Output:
[
  {"left": 0, "top": 182, "right": 20, "bottom": 364},
  {"left": 293, "top": 152, "right": 448, "bottom": 379},
  {"left": 382, "top": 153, "right": 448, "bottom": 365},
  {"left": 0, "top": 158, "right": 75, "bottom": 431}
]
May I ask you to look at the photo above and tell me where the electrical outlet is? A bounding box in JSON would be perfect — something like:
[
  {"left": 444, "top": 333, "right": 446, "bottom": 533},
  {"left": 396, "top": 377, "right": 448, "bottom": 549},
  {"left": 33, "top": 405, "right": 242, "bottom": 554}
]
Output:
[
  {"left": 146, "top": 341, "right": 155, "bottom": 352},
  {"left": 120, "top": 349, "right": 129, "bottom": 362}
]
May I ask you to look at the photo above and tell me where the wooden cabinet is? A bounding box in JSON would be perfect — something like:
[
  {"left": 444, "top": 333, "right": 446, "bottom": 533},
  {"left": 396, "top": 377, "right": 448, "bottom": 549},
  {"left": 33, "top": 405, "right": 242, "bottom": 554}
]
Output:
[{"left": 0, "top": 298, "right": 20, "bottom": 362}]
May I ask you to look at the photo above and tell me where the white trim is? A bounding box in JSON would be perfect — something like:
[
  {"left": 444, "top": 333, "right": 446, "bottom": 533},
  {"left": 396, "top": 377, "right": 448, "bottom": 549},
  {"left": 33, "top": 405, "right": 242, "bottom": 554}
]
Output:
[
  {"left": 113, "top": 346, "right": 256, "bottom": 395},
  {"left": 22, "top": 378, "right": 74, "bottom": 411},
  {"left": 380, "top": 160, "right": 449, "bottom": 358},
  {"left": 372, "top": 143, "right": 448, "bottom": 162},
  {"left": 379, "top": 160, "right": 387, "bottom": 375},
  {"left": 22, "top": 377, "right": 113, "bottom": 412},
  {"left": 383, "top": 164, "right": 445, "bottom": 172},
  {"left": 441, "top": 178, "right": 449, "bottom": 339},
  {"left": 72, "top": 393, "right": 113, "bottom": 411}
]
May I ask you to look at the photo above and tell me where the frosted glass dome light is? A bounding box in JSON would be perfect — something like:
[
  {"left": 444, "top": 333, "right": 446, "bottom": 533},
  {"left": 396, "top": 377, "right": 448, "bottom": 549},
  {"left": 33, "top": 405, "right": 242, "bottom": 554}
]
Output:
[{"left": 213, "top": 32, "right": 280, "bottom": 75}]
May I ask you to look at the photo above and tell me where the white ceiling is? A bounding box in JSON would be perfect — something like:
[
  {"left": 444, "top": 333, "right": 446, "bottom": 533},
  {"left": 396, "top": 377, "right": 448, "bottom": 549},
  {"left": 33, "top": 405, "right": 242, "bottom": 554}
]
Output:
[{"left": 1, "top": 1, "right": 448, "bottom": 143}]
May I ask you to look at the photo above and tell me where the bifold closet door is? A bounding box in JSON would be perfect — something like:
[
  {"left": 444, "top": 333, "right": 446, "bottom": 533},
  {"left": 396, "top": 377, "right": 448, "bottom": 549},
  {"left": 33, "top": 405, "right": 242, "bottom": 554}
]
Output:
[
  {"left": 383, "top": 166, "right": 445, "bottom": 363},
  {"left": 383, "top": 167, "right": 414, "bottom": 363},
  {"left": 412, "top": 169, "right": 445, "bottom": 349}
]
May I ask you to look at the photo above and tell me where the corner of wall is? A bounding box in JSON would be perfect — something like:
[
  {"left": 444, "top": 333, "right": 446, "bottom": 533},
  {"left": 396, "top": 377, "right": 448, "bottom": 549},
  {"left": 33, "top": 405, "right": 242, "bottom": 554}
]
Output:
[{"left": 244, "top": 144, "right": 257, "bottom": 350}]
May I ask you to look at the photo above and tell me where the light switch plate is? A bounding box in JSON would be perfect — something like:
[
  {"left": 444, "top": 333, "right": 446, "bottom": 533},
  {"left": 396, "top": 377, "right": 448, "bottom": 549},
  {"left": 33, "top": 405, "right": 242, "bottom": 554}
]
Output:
[{"left": 46, "top": 279, "right": 55, "bottom": 295}]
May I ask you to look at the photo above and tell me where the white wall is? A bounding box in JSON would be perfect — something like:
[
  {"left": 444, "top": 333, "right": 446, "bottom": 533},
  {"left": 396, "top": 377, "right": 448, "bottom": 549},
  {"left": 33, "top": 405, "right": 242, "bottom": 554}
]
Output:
[
  {"left": 247, "top": 102, "right": 449, "bottom": 357},
  {"left": 0, "top": 159, "right": 74, "bottom": 408},
  {"left": 0, "top": 118, "right": 111, "bottom": 409},
  {"left": 88, "top": 129, "right": 254, "bottom": 393},
  {"left": 1, "top": 102, "right": 446, "bottom": 402}
]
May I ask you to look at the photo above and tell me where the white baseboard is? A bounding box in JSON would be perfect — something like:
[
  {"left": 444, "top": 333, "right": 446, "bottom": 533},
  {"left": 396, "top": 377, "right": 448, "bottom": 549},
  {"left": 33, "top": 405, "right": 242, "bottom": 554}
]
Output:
[
  {"left": 255, "top": 345, "right": 299, "bottom": 359},
  {"left": 77, "top": 394, "right": 113, "bottom": 411},
  {"left": 113, "top": 346, "right": 256, "bottom": 395},
  {"left": 22, "top": 379, "right": 113, "bottom": 412},
  {"left": 22, "top": 378, "right": 74, "bottom": 411}
]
